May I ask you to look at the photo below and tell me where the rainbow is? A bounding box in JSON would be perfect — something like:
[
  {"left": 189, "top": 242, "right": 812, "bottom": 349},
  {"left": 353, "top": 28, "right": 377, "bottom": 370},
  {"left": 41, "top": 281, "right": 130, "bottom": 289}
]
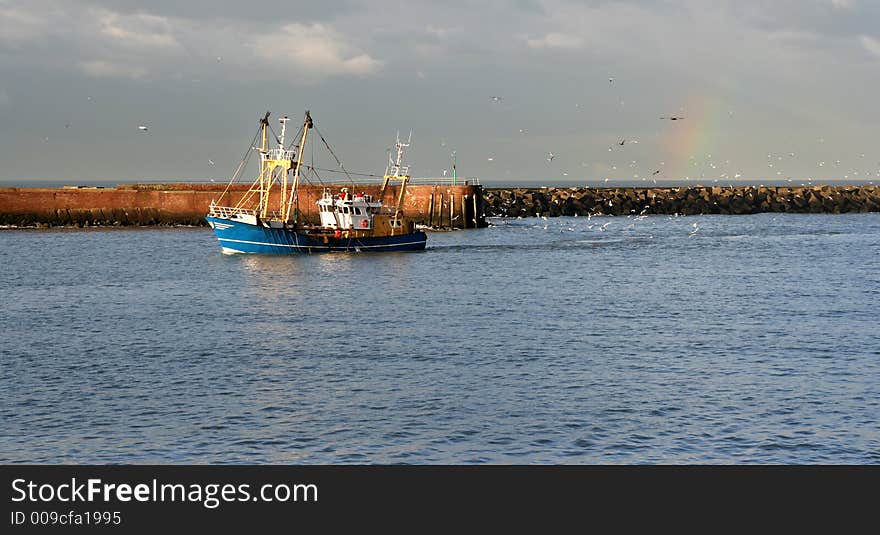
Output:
[{"left": 663, "top": 94, "right": 727, "bottom": 178}]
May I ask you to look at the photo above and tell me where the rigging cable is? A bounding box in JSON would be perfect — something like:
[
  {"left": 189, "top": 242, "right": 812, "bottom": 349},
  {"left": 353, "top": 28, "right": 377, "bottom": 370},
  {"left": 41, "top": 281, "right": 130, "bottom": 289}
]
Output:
[
  {"left": 267, "top": 123, "right": 282, "bottom": 146},
  {"left": 284, "top": 123, "right": 305, "bottom": 152},
  {"left": 217, "top": 126, "right": 261, "bottom": 203},
  {"left": 302, "top": 165, "right": 384, "bottom": 179},
  {"left": 314, "top": 126, "right": 356, "bottom": 186}
]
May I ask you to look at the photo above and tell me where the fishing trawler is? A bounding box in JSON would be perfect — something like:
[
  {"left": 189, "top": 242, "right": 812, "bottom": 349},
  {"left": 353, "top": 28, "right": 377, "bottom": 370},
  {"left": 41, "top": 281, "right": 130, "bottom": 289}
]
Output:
[{"left": 206, "top": 111, "right": 427, "bottom": 254}]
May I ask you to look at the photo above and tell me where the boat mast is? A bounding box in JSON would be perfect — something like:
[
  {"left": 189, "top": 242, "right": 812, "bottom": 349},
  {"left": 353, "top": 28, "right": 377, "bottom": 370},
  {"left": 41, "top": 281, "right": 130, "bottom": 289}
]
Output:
[
  {"left": 284, "top": 111, "right": 312, "bottom": 222},
  {"left": 252, "top": 114, "right": 296, "bottom": 220},
  {"left": 278, "top": 115, "right": 290, "bottom": 219},
  {"left": 228, "top": 112, "right": 274, "bottom": 215},
  {"left": 258, "top": 112, "right": 270, "bottom": 218},
  {"left": 379, "top": 131, "right": 411, "bottom": 235}
]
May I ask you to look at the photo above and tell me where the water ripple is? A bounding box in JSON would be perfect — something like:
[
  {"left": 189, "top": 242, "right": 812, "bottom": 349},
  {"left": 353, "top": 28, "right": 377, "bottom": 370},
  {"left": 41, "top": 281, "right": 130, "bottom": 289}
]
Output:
[{"left": 1, "top": 214, "right": 879, "bottom": 463}]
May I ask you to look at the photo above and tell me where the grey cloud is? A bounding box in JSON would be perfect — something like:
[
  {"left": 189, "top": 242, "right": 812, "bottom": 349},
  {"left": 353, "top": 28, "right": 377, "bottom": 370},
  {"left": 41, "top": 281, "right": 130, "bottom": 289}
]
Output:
[
  {"left": 1, "top": 0, "right": 879, "bottom": 183},
  {"left": 1, "top": 1, "right": 383, "bottom": 83},
  {"left": 73, "top": 0, "right": 363, "bottom": 23}
]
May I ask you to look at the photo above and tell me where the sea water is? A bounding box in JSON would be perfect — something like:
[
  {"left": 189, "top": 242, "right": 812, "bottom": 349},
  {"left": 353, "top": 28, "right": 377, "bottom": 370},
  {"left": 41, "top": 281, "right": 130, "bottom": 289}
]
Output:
[{"left": 1, "top": 213, "right": 878, "bottom": 463}]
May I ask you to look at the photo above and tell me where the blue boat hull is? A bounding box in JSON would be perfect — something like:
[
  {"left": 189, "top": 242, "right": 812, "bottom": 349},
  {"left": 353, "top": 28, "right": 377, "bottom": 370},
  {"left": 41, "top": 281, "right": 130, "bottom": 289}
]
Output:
[{"left": 206, "top": 216, "right": 427, "bottom": 254}]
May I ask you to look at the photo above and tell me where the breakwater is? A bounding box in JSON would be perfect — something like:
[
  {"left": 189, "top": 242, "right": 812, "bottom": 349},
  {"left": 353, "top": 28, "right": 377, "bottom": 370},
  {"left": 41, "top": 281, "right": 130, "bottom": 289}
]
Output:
[
  {"left": 0, "top": 183, "right": 485, "bottom": 228},
  {"left": 2, "top": 183, "right": 878, "bottom": 228},
  {"left": 483, "top": 185, "right": 880, "bottom": 217}
]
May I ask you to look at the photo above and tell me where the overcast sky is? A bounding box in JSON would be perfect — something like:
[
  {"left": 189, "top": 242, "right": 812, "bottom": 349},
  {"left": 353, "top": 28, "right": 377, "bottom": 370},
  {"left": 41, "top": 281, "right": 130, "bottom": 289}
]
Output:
[{"left": 1, "top": 0, "right": 878, "bottom": 184}]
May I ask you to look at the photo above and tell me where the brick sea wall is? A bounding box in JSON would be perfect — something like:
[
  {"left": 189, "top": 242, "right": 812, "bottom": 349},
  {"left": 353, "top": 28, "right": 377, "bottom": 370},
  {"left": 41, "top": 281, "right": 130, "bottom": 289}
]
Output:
[{"left": 0, "top": 183, "right": 485, "bottom": 228}]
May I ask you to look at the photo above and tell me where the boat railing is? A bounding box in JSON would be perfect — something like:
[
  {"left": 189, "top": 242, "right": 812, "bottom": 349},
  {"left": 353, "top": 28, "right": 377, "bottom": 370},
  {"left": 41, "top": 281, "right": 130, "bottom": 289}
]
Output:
[
  {"left": 207, "top": 204, "right": 257, "bottom": 218},
  {"left": 262, "top": 148, "right": 296, "bottom": 161},
  {"left": 209, "top": 205, "right": 287, "bottom": 221},
  {"left": 385, "top": 164, "right": 410, "bottom": 176}
]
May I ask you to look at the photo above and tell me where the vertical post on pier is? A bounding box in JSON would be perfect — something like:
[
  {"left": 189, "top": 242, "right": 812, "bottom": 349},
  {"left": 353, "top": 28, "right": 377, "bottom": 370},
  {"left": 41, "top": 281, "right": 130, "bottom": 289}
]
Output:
[
  {"left": 472, "top": 192, "right": 478, "bottom": 228},
  {"left": 450, "top": 193, "right": 455, "bottom": 228},
  {"left": 460, "top": 194, "right": 466, "bottom": 229},
  {"left": 438, "top": 194, "right": 444, "bottom": 228},
  {"left": 429, "top": 190, "right": 435, "bottom": 226}
]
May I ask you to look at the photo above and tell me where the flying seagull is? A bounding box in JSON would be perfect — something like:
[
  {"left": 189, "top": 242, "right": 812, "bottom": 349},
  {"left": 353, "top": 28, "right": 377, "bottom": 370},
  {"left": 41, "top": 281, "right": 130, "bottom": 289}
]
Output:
[
  {"left": 546, "top": 152, "right": 555, "bottom": 163},
  {"left": 138, "top": 125, "right": 148, "bottom": 132},
  {"left": 489, "top": 96, "right": 503, "bottom": 103},
  {"left": 208, "top": 159, "right": 215, "bottom": 165},
  {"left": 660, "top": 116, "right": 685, "bottom": 121}
]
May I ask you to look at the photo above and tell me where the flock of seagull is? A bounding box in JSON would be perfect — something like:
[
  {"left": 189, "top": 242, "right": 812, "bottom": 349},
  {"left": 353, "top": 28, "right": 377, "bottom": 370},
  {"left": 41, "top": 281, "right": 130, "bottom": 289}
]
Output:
[
  {"left": 484, "top": 82, "right": 694, "bottom": 183},
  {"left": 484, "top": 78, "right": 876, "bottom": 238},
  {"left": 530, "top": 208, "right": 704, "bottom": 239},
  {"left": 53, "top": 79, "right": 878, "bottom": 190},
  {"left": 480, "top": 81, "right": 878, "bottom": 188}
]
